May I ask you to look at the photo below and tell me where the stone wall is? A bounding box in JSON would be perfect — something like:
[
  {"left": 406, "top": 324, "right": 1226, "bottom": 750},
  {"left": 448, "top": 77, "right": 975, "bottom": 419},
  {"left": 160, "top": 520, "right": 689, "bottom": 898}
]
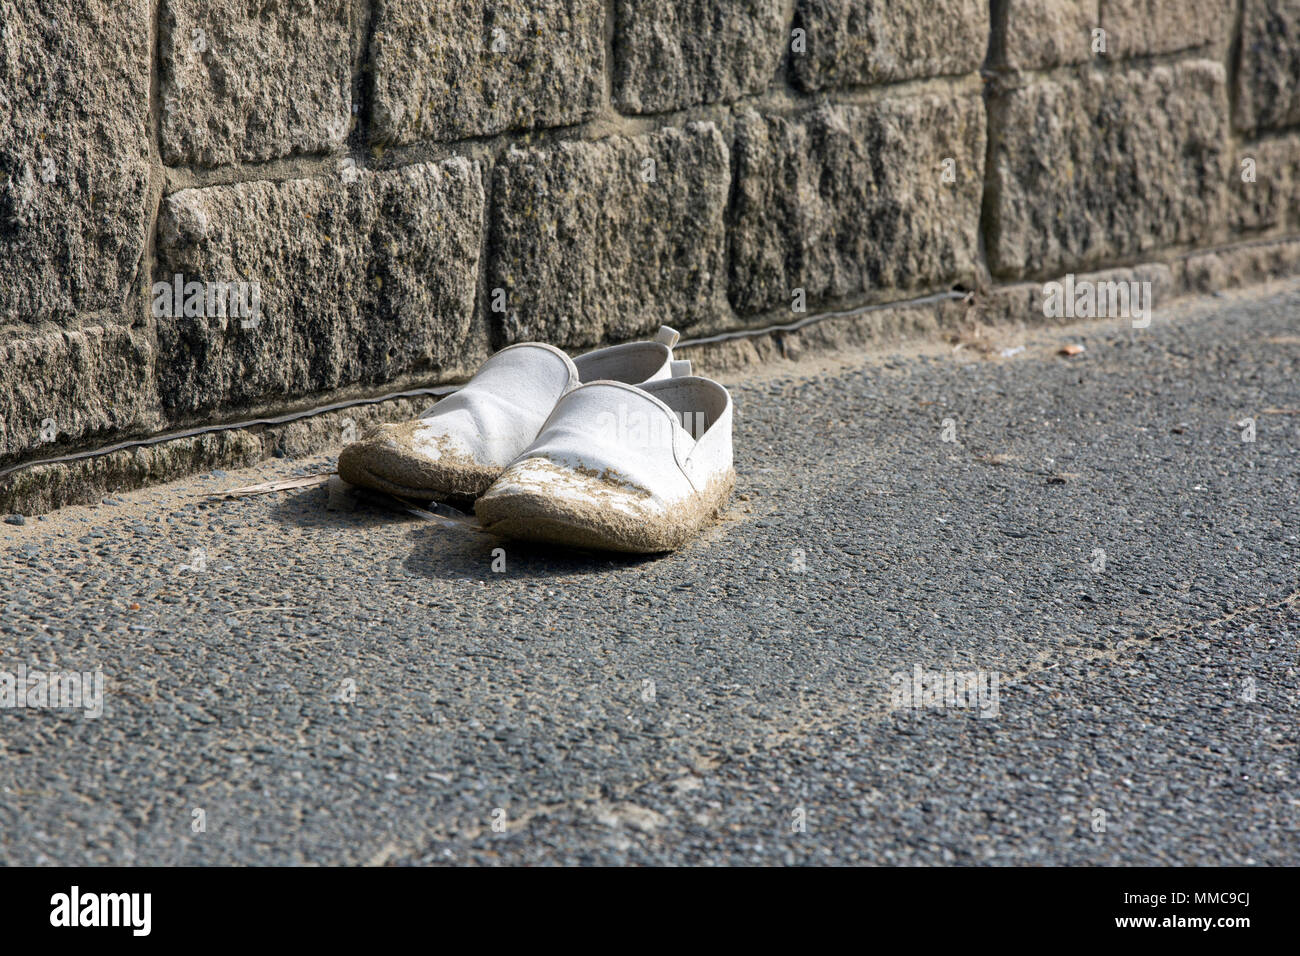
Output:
[{"left": 2, "top": 0, "right": 1299, "bottom": 511}]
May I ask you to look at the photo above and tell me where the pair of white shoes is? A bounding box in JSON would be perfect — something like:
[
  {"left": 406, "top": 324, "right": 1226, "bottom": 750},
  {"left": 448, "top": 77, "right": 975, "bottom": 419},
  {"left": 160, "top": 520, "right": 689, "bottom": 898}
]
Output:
[{"left": 338, "top": 327, "right": 735, "bottom": 553}]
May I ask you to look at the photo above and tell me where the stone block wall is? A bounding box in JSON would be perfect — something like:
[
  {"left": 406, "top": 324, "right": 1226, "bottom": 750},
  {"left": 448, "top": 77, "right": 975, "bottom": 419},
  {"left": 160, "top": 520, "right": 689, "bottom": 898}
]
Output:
[{"left": 2, "top": 0, "right": 1299, "bottom": 510}]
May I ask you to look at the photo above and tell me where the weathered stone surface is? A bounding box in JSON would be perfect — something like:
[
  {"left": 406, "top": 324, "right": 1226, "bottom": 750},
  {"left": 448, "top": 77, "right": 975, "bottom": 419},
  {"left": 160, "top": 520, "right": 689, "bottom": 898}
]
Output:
[
  {"left": 1179, "top": 238, "right": 1300, "bottom": 293},
  {"left": 1231, "top": 138, "right": 1300, "bottom": 232},
  {"left": 0, "top": 0, "right": 151, "bottom": 322},
  {"left": 1104, "top": 0, "right": 1231, "bottom": 57},
  {"left": 1001, "top": 0, "right": 1226, "bottom": 68},
  {"left": 792, "top": 0, "right": 987, "bottom": 90},
  {"left": 984, "top": 262, "right": 1176, "bottom": 327},
  {"left": 677, "top": 298, "right": 969, "bottom": 376},
  {"left": 155, "top": 159, "right": 485, "bottom": 419},
  {"left": 0, "top": 326, "right": 161, "bottom": 464},
  {"left": 370, "top": 0, "right": 604, "bottom": 145},
  {"left": 159, "top": 0, "right": 354, "bottom": 167},
  {"left": 987, "top": 62, "right": 1228, "bottom": 279},
  {"left": 0, "top": 396, "right": 430, "bottom": 516},
  {"left": 729, "top": 95, "right": 986, "bottom": 316},
  {"left": 0, "top": 430, "right": 263, "bottom": 516},
  {"left": 1001, "top": 0, "right": 1098, "bottom": 70},
  {"left": 1236, "top": 0, "right": 1300, "bottom": 133},
  {"left": 489, "top": 123, "right": 730, "bottom": 349},
  {"left": 612, "top": 0, "right": 786, "bottom": 113}
]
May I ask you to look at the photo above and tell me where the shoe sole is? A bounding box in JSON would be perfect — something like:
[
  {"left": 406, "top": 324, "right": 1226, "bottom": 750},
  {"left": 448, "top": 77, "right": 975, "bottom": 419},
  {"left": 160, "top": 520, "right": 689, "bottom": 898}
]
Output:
[
  {"left": 476, "top": 470, "right": 735, "bottom": 554},
  {"left": 337, "top": 443, "right": 498, "bottom": 506}
]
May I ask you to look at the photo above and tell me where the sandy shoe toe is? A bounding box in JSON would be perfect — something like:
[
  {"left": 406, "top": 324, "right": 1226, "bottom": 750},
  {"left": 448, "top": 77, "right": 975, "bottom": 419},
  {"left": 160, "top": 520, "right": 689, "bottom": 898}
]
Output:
[{"left": 476, "top": 376, "right": 735, "bottom": 553}]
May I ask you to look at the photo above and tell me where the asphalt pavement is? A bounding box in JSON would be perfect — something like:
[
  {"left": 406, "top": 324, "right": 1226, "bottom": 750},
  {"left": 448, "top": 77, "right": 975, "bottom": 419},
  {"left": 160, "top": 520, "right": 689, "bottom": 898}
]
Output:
[{"left": 2, "top": 283, "right": 1298, "bottom": 865}]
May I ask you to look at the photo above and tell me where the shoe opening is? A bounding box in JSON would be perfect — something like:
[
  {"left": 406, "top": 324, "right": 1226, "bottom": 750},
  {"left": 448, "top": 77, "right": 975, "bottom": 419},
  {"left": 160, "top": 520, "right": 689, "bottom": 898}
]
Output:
[
  {"left": 574, "top": 342, "right": 669, "bottom": 385},
  {"left": 639, "top": 378, "right": 728, "bottom": 439}
]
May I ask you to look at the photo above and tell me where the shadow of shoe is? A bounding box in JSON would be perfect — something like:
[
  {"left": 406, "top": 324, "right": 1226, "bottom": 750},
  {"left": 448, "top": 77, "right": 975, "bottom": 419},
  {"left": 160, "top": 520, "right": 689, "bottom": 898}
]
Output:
[
  {"left": 265, "top": 484, "right": 427, "bottom": 532},
  {"left": 262, "top": 482, "right": 667, "bottom": 579},
  {"left": 403, "top": 523, "right": 664, "bottom": 580}
]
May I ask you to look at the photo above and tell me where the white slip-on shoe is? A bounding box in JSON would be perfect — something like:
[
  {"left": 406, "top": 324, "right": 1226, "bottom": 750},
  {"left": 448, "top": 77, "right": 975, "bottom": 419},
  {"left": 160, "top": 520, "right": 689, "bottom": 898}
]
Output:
[
  {"left": 338, "top": 327, "right": 690, "bottom": 502},
  {"left": 475, "top": 375, "right": 735, "bottom": 553}
]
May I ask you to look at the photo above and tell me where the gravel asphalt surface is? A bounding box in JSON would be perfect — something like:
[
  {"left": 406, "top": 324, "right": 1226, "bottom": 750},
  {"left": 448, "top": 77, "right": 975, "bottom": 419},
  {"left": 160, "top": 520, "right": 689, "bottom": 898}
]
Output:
[{"left": 2, "top": 283, "right": 1298, "bottom": 865}]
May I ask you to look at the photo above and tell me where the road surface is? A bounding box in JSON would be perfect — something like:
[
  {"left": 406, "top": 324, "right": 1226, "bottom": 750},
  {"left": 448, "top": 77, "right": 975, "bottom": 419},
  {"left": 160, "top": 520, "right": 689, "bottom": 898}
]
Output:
[{"left": 2, "top": 283, "right": 1298, "bottom": 864}]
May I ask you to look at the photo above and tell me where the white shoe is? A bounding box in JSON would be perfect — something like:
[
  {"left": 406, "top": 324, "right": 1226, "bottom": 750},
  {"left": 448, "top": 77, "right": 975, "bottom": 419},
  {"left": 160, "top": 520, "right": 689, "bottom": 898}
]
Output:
[
  {"left": 475, "top": 375, "right": 735, "bottom": 553},
  {"left": 338, "top": 327, "right": 691, "bottom": 501}
]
